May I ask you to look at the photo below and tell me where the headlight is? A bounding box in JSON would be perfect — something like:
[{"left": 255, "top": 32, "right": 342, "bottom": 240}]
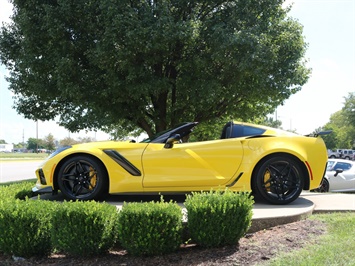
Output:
[{"left": 48, "top": 146, "right": 72, "bottom": 159}]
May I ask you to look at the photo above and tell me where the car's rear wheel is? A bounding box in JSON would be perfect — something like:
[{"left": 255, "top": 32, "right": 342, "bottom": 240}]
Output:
[
  {"left": 311, "top": 178, "right": 329, "bottom": 193},
  {"left": 253, "top": 155, "right": 304, "bottom": 205},
  {"left": 57, "top": 155, "right": 108, "bottom": 200}
]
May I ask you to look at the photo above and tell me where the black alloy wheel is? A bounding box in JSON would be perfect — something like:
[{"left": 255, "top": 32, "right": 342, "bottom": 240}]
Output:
[
  {"left": 253, "top": 155, "right": 304, "bottom": 205},
  {"left": 311, "top": 178, "right": 329, "bottom": 193},
  {"left": 57, "top": 155, "right": 108, "bottom": 200}
]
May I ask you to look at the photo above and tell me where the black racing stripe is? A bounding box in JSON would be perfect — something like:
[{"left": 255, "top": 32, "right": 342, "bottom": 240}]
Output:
[{"left": 103, "top": 150, "right": 141, "bottom": 176}]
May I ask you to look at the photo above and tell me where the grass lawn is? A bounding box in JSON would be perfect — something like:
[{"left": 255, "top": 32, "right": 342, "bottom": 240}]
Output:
[
  {"left": 0, "top": 152, "right": 48, "bottom": 161},
  {"left": 258, "top": 212, "right": 355, "bottom": 265},
  {"left": 0, "top": 179, "right": 37, "bottom": 186}
]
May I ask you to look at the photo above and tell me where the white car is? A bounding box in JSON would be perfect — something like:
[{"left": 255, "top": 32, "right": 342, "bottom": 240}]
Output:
[{"left": 313, "top": 159, "right": 355, "bottom": 192}]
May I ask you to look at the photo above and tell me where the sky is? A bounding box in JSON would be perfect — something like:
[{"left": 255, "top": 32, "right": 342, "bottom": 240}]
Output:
[{"left": 0, "top": 0, "right": 354, "bottom": 144}]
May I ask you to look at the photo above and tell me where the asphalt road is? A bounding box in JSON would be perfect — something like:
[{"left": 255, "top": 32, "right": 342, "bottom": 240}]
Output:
[{"left": 0, "top": 160, "right": 42, "bottom": 183}]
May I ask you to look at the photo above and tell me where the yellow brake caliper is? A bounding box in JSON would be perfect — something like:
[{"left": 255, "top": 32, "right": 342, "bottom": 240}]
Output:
[
  {"left": 89, "top": 166, "right": 97, "bottom": 190},
  {"left": 264, "top": 170, "right": 271, "bottom": 192}
]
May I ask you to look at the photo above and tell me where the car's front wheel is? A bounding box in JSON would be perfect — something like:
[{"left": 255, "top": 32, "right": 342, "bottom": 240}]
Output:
[
  {"left": 253, "top": 155, "right": 304, "bottom": 205},
  {"left": 57, "top": 155, "right": 108, "bottom": 200}
]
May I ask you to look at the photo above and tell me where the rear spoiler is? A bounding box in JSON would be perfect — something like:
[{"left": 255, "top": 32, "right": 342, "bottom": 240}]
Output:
[{"left": 305, "top": 130, "right": 332, "bottom": 137}]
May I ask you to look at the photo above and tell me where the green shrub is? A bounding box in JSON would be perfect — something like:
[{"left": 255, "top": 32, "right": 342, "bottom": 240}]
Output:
[
  {"left": 51, "top": 200, "right": 119, "bottom": 256},
  {"left": 0, "top": 199, "right": 55, "bottom": 257},
  {"left": 184, "top": 189, "right": 253, "bottom": 248},
  {"left": 118, "top": 198, "right": 183, "bottom": 256},
  {"left": 14, "top": 188, "right": 35, "bottom": 200},
  {"left": 0, "top": 181, "right": 35, "bottom": 201}
]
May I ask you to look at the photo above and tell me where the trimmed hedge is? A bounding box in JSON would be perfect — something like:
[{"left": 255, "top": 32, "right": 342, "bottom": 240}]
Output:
[
  {"left": 184, "top": 189, "right": 253, "bottom": 247},
  {"left": 118, "top": 198, "right": 183, "bottom": 256},
  {"left": 0, "top": 181, "right": 255, "bottom": 258},
  {"left": 0, "top": 199, "right": 56, "bottom": 258},
  {"left": 51, "top": 200, "right": 119, "bottom": 256},
  {"left": 0, "top": 181, "right": 35, "bottom": 201}
]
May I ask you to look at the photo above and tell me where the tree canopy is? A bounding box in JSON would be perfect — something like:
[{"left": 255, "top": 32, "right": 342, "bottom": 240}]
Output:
[
  {"left": 342, "top": 92, "right": 355, "bottom": 126},
  {"left": 0, "top": 0, "right": 310, "bottom": 138},
  {"left": 43, "top": 133, "right": 56, "bottom": 151},
  {"left": 322, "top": 92, "right": 355, "bottom": 149},
  {"left": 26, "top": 137, "right": 42, "bottom": 151}
]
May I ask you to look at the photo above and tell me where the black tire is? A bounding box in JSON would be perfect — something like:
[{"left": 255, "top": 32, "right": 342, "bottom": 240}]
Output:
[
  {"left": 311, "top": 178, "right": 329, "bottom": 193},
  {"left": 57, "top": 155, "right": 108, "bottom": 200},
  {"left": 253, "top": 155, "right": 304, "bottom": 205}
]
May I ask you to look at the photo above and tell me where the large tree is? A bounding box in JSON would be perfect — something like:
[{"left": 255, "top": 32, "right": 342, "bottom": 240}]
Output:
[
  {"left": 342, "top": 92, "right": 355, "bottom": 126},
  {"left": 0, "top": 0, "right": 310, "bottom": 138},
  {"left": 27, "top": 137, "right": 43, "bottom": 151},
  {"left": 43, "top": 133, "right": 56, "bottom": 151},
  {"left": 322, "top": 93, "right": 355, "bottom": 149}
]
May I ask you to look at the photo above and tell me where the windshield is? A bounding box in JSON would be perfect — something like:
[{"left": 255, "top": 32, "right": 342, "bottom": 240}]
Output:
[
  {"left": 140, "top": 128, "right": 176, "bottom": 143},
  {"left": 326, "top": 161, "right": 336, "bottom": 171},
  {"left": 140, "top": 122, "right": 197, "bottom": 144}
]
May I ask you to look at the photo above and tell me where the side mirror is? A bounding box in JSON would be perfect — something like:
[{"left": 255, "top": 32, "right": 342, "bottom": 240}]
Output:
[
  {"left": 334, "top": 168, "right": 344, "bottom": 177},
  {"left": 164, "top": 134, "right": 181, "bottom": 149}
]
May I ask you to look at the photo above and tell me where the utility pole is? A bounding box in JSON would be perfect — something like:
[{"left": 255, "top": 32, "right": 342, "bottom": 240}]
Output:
[
  {"left": 22, "top": 129, "right": 25, "bottom": 148},
  {"left": 36, "top": 120, "right": 38, "bottom": 153}
]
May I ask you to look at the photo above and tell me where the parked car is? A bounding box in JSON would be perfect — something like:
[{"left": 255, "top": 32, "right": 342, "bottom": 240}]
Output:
[
  {"left": 340, "top": 149, "right": 354, "bottom": 160},
  {"left": 312, "top": 159, "right": 355, "bottom": 193},
  {"left": 32, "top": 121, "right": 328, "bottom": 205},
  {"left": 327, "top": 149, "right": 338, "bottom": 158},
  {"left": 328, "top": 149, "right": 354, "bottom": 160}
]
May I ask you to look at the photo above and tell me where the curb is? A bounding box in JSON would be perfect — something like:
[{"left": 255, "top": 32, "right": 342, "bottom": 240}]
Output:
[{"left": 247, "top": 197, "right": 315, "bottom": 233}]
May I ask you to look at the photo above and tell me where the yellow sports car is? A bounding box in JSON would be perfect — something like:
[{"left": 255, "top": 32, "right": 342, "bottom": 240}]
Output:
[{"left": 33, "top": 121, "right": 328, "bottom": 204}]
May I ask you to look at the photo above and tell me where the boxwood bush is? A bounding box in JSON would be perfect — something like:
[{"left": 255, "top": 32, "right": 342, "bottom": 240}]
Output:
[
  {"left": 0, "top": 181, "right": 35, "bottom": 201},
  {"left": 0, "top": 181, "right": 255, "bottom": 258},
  {"left": 118, "top": 198, "right": 183, "bottom": 256},
  {"left": 51, "top": 200, "right": 119, "bottom": 256},
  {"left": 0, "top": 199, "right": 56, "bottom": 258},
  {"left": 184, "top": 189, "right": 253, "bottom": 247}
]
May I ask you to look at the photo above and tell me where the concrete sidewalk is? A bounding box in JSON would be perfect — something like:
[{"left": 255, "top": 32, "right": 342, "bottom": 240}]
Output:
[
  {"left": 301, "top": 192, "right": 355, "bottom": 213},
  {"left": 248, "top": 192, "right": 355, "bottom": 232}
]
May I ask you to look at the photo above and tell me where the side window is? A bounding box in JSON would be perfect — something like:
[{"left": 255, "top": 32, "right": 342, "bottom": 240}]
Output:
[
  {"left": 334, "top": 162, "right": 352, "bottom": 171},
  {"left": 243, "top": 126, "right": 266, "bottom": 136},
  {"left": 222, "top": 123, "right": 267, "bottom": 139},
  {"left": 220, "top": 122, "right": 233, "bottom": 139},
  {"left": 231, "top": 125, "right": 266, "bottom": 138},
  {"left": 231, "top": 124, "right": 243, "bottom": 138}
]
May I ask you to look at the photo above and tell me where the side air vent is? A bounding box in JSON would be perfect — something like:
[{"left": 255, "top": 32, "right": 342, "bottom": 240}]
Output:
[{"left": 103, "top": 150, "right": 141, "bottom": 176}]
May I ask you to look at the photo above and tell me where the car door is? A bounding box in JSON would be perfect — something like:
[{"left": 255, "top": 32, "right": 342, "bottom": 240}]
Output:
[
  {"left": 141, "top": 138, "right": 243, "bottom": 188},
  {"left": 329, "top": 162, "right": 355, "bottom": 191}
]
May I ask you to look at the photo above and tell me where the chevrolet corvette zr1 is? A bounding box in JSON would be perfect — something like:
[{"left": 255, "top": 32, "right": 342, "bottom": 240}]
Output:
[{"left": 33, "top": 121, "right": 328, "bottom": 204}]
